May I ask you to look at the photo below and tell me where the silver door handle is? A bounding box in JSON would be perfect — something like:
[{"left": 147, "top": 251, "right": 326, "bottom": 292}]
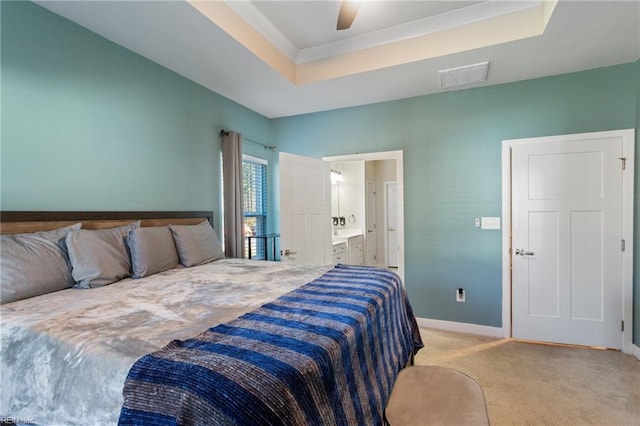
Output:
[
  {"left": 367, "top": 229, "right": 373, "bottom": 233},
  {"left": 515, "top": 249, "right": 534, "bottom": 256},
  {"left": 281, "top": 249, "right": 296, "bottom": 256}
]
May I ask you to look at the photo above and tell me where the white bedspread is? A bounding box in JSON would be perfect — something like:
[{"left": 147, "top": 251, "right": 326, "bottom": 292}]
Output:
[{"left": 0, "top": 259, "right": 332, "bottom": 425}]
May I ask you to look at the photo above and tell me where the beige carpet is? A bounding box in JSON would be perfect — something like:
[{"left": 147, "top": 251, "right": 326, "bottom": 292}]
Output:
[{"left": 414, "top": 328, "right": 640, "bottom": 426}]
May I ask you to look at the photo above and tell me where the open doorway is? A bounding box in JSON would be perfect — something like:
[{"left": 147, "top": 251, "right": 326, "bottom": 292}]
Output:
[{"left": 323, "top": 151, "right": 404, "bottom": 281}]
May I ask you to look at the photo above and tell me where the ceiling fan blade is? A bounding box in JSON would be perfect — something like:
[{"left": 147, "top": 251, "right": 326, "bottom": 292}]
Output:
[{"left": 337, "top": 1, "right": 360, "bottom": 30}]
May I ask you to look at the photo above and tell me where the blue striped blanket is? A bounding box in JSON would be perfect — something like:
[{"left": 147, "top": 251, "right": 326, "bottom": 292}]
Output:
[{"left": 119, "top": 265, "right": 423, "bottom": 425}]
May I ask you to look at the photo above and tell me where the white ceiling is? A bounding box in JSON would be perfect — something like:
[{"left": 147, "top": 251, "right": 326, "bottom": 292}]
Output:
[
  {"left": 37, "top": 1, "right": 640, "bottom": 118},
  {"left": 249, "top": 1, "right": 483, "bottom": 50}
]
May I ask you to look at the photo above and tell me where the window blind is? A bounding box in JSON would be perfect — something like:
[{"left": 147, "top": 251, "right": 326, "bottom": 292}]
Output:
[{"left": 242, "top": 156, "right": 267, "bottom": 259}]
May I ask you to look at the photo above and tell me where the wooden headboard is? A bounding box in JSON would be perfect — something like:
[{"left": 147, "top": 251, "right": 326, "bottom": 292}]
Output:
[{"left": 0, "top": 211, "right": 214, "bottom": 235}]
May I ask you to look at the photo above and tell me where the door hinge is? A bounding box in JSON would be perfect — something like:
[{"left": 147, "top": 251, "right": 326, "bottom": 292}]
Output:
[
  {"left": 621, "top": 320, "right": 625, "bottom": 332},
  {"left": 621, "top": 239, "right": 626, "bottom": 252},
  {"left": 619, "top": 157, "right": 626, "bottom": 170}
]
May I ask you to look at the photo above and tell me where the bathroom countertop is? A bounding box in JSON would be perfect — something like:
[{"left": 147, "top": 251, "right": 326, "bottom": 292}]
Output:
[{"left": 332, "top": 229, "right": 363, "bottom": 243}]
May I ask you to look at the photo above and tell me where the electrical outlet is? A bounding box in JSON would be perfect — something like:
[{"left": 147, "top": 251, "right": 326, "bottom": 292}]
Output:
[{"left": 456, "top": 288, "right": 465, "bottom": 303}]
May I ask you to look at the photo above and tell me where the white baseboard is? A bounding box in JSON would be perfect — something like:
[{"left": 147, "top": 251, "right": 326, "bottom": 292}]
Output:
[
  {"left": 416, "top": 317, "right": 504, "bottom": 338},
  {"left": 417, "top": 318, "right": 640, "bottom": 358},
  {"left": 632, "top": 343, "right": 640, "bottom": 361}
]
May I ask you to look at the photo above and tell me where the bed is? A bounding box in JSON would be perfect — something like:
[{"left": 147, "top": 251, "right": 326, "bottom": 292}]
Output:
[{"left": 0, "top": 211, "right": 423, "bottom": 425}]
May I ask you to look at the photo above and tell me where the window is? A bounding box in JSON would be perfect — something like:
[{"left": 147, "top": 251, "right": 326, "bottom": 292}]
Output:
[{"left": 242, "top": 155, "right": 267, "bottom": 259}]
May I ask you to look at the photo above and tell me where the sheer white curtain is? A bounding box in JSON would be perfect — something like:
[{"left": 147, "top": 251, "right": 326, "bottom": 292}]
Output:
[{"left": 221, "top": 130, "right": 244, "bottom": 258}]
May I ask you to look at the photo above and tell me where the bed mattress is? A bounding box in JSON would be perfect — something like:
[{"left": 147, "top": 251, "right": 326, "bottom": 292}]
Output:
[
  {"left": 1, "top": 259, "right": 332, "bottom": 425},
  {"left": 120, "top": 264, "right": 422, "bottom": 425}
]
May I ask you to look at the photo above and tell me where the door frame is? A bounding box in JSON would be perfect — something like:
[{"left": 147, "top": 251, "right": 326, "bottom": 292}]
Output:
[
  {"left": 384, "top": 181, "right": 398, "bottom": 268},
  {"left": 501, "top": 129, "right": 635, "bottom": 354},
  {"left": 323, "top": 150, "right": 404, "bottom": 282},
  {"left": 365, "top": 179, "right": 377, "bottom": 267}
]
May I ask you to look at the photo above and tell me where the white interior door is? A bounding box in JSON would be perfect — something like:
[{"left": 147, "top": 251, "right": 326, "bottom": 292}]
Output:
[
  {"left": 365, "top": 180, "right": 377, "bottom": 266},
  {"left": 279, "top": 152, "right": 332, "bottom": 265},
  {"left": 385, "top": 181, "right": 398, "bottom": 268},
  {"left": 511, "top": 136, "right": 623, "bottom": 348}
]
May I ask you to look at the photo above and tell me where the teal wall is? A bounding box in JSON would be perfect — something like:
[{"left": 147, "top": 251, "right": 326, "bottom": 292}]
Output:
[
  {"left": 2, "top": 2, "right": 639, "bottom": 343},
  {"left": 274, "top": 63, "right": 639, "bottom": 331},
  {"left": 0, "top": 1, "right": 275, "bottom": 232}
]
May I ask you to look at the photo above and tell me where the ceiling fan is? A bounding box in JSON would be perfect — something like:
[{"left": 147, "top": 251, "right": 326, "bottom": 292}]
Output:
[{"left": 336, "top": 0, "right": 361, "bottom": 30}]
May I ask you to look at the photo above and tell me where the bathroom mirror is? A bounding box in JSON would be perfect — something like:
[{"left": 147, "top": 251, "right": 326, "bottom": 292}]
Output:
[{"left": 331, "top": 168, "right": 342, "bottom": 217}]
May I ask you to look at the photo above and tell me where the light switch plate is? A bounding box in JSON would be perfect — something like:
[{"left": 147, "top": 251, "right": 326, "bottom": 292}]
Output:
[{"left": 481, "top": 217, "right": 501, "bottom": 230}]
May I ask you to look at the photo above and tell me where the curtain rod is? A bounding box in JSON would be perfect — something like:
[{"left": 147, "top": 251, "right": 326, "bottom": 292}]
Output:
[{"left": 219, "top": 129, "right": 277, "bottom": 152}]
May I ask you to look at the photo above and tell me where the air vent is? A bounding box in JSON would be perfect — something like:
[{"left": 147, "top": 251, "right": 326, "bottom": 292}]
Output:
[{"left": 439, "top": 61, "right": 489, "bottom": 89}]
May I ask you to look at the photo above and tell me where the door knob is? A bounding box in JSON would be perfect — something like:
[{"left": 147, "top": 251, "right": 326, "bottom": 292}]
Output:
[{"left": 515, "top": 249, "right": 534, "bottom": 256}]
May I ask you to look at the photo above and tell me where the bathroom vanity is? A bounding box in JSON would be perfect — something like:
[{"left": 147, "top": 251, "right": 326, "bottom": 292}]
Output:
[{"left": 332, "top": 231, "right": 363, "bottom": 265}]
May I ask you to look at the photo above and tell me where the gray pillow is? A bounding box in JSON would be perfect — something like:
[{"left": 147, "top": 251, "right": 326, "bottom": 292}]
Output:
[
  {"left": 1, "top": 223, "right": 81, "bottom": 304},
  {"left": 169, "top": 220, "right": 224, "bottom": 267},
  {"left": 127, "top": 226, "right": 179, "bottom": 278},
  {"left": 66, "top": 221, "right": 140, "bottom": 288}
]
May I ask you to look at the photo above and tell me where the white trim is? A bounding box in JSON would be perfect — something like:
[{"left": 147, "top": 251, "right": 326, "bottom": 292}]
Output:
[
  {"left": 629, "top": 344, "right": 640, "bottom": 361},
  {"left": 621, "top": 132, "right": 635, "bottom": 355},
  {"left": 384, "top": 181, "right": 398, "bottom": 268},
  {"left": 501, "top": 129, "right": 635, "bottom": 353},
  {"left": 224, "top": 0, "right": 299, "bottom": 62},
  {"left": 297, "top": 2, "right": 542, "bottom": 63},
  {"left": 631, "top": 344, "right": 640, "bottom": 361},
  {"left": 416, "top": 317, "right": 504, "bottom": 338},
  {"left": 226, "top": 0, "right": 541, "bottom": 65},
  {"left": 500, "top": 140, "right": 512, "bottom": 339},
  {"left": 365, "top": 179, "right": 377, "bottom": 267},
  {"left": 419, "top": 317, "right": 640, "bottom": 360},
  {"left": 323, "top": 151, "right": 404, "bottom": 282}
]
